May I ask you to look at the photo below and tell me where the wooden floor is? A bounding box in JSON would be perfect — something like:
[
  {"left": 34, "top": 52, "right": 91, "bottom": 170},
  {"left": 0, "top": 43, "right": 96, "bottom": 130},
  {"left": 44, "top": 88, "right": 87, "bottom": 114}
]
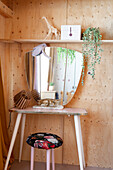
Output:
[{"left": 10, "top": 160, "right": 112, "bottom": 170}]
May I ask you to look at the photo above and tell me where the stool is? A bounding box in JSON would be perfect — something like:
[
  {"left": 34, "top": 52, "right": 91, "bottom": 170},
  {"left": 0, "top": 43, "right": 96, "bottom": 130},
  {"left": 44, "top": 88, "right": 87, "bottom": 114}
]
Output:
[{"left": 26, "top": 132, "right": 63, "bottom": 170}]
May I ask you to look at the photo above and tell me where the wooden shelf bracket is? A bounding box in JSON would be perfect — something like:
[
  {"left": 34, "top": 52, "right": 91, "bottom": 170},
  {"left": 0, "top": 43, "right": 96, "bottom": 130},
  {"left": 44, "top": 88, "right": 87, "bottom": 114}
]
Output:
[{"left": 0, "top": 1, "right": 13, "bottom": 18}]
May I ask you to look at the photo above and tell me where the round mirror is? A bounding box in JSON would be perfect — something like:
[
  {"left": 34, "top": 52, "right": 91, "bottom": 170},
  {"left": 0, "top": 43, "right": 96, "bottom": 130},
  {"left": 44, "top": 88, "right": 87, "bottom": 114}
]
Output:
[{"left": 25, "top": 47, "right": 83, "bottom": 106}]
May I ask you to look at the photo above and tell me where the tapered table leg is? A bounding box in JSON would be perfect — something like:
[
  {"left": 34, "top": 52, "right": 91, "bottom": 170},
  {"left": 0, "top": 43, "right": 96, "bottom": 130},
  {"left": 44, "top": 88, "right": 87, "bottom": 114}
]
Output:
[
  {"left": 74, "top": 115, "right": 84, "bottom": 170},
  {"left": 78, "top": 116, "right": 85, "bottom": 168},
  {"left": 19, "top": 114, "right": 26, "bottom": 162},
  {"left": 4, "top": 113, "right": 22, "bottom": 170}
]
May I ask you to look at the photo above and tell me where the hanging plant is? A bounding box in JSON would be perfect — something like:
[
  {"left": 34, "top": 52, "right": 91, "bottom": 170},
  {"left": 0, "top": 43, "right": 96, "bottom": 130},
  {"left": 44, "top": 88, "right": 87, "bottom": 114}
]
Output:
[
  {"left": 57, "top": 47, "right": 76, "bottom": 64},
  {"left": 82, "top": 27, "right": 103, "bottom": 85}
]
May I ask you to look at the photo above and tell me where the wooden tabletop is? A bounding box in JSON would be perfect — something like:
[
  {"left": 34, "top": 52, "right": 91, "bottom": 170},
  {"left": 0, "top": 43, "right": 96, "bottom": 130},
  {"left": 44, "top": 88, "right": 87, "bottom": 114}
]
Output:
[{"left": 9, "top": 107, "right": 87, "bottom": 116}]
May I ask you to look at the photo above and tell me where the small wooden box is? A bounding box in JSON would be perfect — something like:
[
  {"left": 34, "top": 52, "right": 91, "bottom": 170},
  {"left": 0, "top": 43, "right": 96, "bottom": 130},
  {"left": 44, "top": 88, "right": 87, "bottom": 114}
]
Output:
[{"left": 41, "top": 91, "right": 56, "bottom": 99}]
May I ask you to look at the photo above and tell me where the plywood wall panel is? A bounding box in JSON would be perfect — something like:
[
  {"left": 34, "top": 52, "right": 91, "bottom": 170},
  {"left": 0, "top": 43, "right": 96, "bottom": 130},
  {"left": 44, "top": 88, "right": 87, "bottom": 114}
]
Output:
[
  {"left": 13, "top": 114, "right": 64, "bottom": 164},
  {"left": 0, "top": 43, "right": 7, "bottom": 119},
  {"left": 0, "top": 12, "right": 12, "bottom": 127},
  {"left": 2, "top": 0, "right": 113, "bottom": 168},
  {"left": 66, "top": 44, "right": 113, "bottom": 167},
  {"left": 67, "top": 0, "right": 113, "bottom": 39},
  {"left": 10, "top": 0, "right": 66, "bottom": 39},
  {"left": 6, "top": 0, "right": 113, "bottom": 40},
  {"left": 63, "top": 115, "right": 79, "bottom": 165}
]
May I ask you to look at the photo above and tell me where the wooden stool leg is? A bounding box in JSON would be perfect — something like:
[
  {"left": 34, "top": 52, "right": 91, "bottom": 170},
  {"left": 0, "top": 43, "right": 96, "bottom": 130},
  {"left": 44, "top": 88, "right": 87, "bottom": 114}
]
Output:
[
  {"left": 46, "top": 149, "right": 51, "bottom": 170},
  {"left": 52, "top": 149, "right": 55, "bottom": 170},
  {"left": 31, "top": 147, "right": 34, "bottom": 170}
]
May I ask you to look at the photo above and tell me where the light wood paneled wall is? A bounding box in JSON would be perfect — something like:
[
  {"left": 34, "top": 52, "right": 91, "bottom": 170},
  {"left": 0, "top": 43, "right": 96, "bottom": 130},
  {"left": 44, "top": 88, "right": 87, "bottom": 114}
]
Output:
[
  {"left": 5, "top": 0, "right": 113, "bottom": 40},
  {"left": 1, "top": 0, "right": 113, "bottom": 168}
]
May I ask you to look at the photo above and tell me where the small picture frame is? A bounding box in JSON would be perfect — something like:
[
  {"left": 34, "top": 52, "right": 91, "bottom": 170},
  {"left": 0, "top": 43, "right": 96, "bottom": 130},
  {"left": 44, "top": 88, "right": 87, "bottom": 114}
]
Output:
[{"left": 61, "top": 25, "right": 81, "bottom": 40}]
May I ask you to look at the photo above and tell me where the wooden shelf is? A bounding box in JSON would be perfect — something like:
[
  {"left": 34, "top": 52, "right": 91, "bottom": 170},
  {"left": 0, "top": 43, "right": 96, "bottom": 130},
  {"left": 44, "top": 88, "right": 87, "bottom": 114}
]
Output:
[
  {"left": 12, "top": 39, "right": 113, "bottom": 44},
  {"left": 0, "top": 39, "right": 113, "bottom": 44},
  {"left": 0, "top": 1, "right": 13, "bottom": 18},
  {"left": 14, "top": 39, "right": 84, "bottom": 44},
  {"left": 0, "top": 39, "right": 15, "bottom": 43},
  {"left": 101, "top": 40, "right": 113, "bottom": 44}
]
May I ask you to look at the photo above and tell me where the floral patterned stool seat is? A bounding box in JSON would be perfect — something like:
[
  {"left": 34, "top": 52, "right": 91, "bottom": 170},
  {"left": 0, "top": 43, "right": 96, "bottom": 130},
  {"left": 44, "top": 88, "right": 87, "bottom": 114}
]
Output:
[{"left": 26, "top": 132, "right": 63, "bottom": 170}]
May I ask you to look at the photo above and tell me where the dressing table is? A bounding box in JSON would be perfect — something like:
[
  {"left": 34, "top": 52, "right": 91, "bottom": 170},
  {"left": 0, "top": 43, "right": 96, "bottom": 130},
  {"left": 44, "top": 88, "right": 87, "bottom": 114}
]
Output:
[{"left": 4, "top": 107, "right": 87, "bottom": 170}]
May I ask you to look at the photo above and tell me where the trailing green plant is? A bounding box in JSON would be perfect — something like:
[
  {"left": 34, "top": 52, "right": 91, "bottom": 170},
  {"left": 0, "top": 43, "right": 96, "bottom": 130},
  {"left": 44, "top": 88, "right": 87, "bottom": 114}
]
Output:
[
  {"left": 57, "top": 47, "right": 76, "bottom": 64},
  {"left": 82, "top": 27, "right": 103, "bottom": 85}
]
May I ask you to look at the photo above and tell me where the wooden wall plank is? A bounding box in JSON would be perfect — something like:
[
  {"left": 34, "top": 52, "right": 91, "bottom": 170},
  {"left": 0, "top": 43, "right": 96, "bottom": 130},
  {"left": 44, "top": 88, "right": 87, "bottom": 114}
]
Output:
[
  {"left": 8, "top": 0, "right": 113, "bottom": 40},
  {"left": 2, "top": 0, "right": 113, "bottom": 168},
  {"left": 0, "top": 7, "right": 10, "bottom": 126},
  {"left": 11, "top": 0, "right": 66, "bottom": 39},
  {"left": 67, "top": 0, "right": 113, "bottom": 40},
  {"left": 66, "top": 44, "right": 113, "bottom": 167}
]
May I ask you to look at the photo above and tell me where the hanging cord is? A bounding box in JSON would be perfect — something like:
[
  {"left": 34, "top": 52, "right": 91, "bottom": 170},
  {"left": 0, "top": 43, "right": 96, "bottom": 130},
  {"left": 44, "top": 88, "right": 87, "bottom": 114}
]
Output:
[{"left": 8, "top": 111, "right": 12, "bottom": 129}]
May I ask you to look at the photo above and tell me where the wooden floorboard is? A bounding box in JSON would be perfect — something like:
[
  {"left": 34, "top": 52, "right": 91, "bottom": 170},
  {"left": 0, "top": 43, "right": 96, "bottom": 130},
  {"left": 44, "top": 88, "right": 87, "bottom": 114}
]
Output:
[{"left": 10, "top": 160, "right": 112, "bottom": 170}]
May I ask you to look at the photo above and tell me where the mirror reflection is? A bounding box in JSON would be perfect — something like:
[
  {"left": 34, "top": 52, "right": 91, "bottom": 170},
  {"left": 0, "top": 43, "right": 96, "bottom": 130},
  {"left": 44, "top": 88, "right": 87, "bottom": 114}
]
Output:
[{"left": 25, "top": 47, "right": 83, "bottom": 106}]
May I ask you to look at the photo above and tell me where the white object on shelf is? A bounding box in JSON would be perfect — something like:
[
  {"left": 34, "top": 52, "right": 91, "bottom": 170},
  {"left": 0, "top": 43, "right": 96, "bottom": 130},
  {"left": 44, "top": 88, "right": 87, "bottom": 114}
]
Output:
[
  {"left": 41, "top": 91, "right": 56, "bottom": 99},
  {"left": 61, "top": 25, "right": 81, "bottom": 40}
]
